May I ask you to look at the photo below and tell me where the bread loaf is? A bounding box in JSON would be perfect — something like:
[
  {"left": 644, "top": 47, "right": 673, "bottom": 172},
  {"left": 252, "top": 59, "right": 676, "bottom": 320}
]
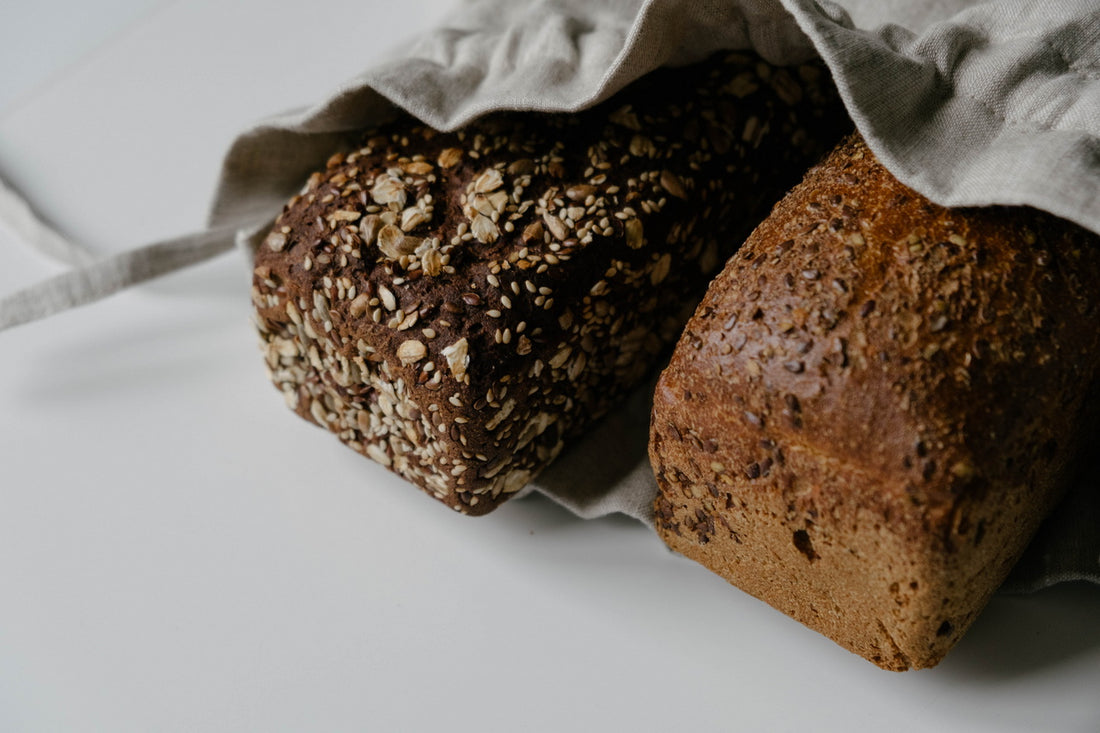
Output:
[
  {"left": 649, "top": 134, "right": 1100, "bottom": 669},
  {"left": 251, "top": 52, "right": 848, "bottom": 515}
]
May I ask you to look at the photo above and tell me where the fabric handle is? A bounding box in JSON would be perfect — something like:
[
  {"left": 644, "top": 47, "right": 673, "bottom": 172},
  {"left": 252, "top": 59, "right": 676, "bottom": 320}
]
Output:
[{"left": 0, "top": 175, "right": 240, "bottom": 332}]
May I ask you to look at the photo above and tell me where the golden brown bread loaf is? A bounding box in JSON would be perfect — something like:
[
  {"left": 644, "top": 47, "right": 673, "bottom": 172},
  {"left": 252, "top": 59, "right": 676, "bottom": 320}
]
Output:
[
  {"left": 649, "top": 134, "right": 1100, "bottom": 670},
  {"left": 251, "top": 51, "right": 848, "bottom": 515}
]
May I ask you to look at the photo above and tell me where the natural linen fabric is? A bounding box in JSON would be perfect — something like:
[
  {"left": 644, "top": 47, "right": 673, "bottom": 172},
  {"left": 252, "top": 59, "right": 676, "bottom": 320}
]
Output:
[{"left": 0, "top": 0, "right": 1097, "bottom": 588}]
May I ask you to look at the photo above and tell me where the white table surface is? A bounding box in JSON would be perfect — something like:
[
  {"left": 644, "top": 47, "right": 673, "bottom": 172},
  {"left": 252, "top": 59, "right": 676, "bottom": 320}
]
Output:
[{"left": 2, "top": 2, "right": 1099, "bottom": 731}]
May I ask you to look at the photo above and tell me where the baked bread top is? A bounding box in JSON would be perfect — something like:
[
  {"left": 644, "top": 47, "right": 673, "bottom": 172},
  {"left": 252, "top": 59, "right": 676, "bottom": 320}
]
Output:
[{"left": 252, "top": 52, "right": 848, "bottom": 513}]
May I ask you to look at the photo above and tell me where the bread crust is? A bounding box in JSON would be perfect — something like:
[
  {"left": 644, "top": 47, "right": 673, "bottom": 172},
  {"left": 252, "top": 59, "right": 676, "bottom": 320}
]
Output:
[
  {"left": 650, "top": 135, "right": 1100, "bottom": 669},
  {"left": 252, "top": 52, "right": 848, "bottom": 514}
]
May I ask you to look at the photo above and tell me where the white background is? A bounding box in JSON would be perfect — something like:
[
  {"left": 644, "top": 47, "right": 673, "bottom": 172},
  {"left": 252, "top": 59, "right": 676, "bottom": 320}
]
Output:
[{"left": 2, "top": 1, "right": 1099, "bottom": 731}]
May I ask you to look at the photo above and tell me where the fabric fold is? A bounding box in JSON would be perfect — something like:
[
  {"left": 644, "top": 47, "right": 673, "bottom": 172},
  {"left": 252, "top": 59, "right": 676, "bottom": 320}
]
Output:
[{"left": 782, "top": 0, "right": 1100, "bottom": 235}]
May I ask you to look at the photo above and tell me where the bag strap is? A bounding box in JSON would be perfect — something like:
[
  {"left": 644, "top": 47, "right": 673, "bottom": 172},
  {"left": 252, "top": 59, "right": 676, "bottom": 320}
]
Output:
[{"left": 0, "top": 174, "right": 240, "bottom": 332}]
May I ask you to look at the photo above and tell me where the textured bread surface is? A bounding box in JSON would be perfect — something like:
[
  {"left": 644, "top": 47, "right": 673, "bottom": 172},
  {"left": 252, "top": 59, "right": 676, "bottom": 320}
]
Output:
[
  {"left": 650, "top": 135, "right": 1100, "bottom": 669},
  {"left": 251, "top": 52, "right": 848, "bottom": 514}
]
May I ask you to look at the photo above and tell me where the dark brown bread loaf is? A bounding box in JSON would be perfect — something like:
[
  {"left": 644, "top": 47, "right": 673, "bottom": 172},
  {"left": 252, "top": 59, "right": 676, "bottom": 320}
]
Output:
[
  {"left": 650, "top": 134, "right": 1100, "bottom": 669},
  {"left": 251, "top": 52, "right": 848, "bottom": 515}
]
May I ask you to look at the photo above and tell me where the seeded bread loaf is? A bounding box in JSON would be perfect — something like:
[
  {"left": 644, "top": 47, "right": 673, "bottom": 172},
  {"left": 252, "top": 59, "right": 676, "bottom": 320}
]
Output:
[
  {"left": 251, "top": 52, "right": 848, "bottom": 514},
  {"left": 650, "top": 134, "right": 1100, "bottom": 669}
]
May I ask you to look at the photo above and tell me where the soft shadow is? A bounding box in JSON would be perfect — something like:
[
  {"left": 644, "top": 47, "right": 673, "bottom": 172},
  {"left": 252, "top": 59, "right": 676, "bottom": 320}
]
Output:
[
  {"left": 933, "top": 582, "right": 1100, "bottom": 681},
  {"left": 12, "top": 306, "right": 241, "bottom": 404}
]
